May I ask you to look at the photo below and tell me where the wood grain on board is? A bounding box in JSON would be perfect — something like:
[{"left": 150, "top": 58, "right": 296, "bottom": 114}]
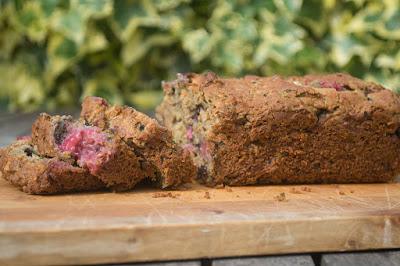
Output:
[{"left": 0, "top": 178, "right": 399, "bottom": 266}]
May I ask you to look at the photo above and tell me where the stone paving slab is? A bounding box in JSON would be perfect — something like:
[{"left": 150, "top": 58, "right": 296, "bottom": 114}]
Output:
[{"left": 321, "top": 250, "right": 400, "bottom": 266}]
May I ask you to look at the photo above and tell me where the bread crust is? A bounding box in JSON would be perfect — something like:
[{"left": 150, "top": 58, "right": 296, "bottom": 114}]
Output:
[
  {"left": 157, "top": 72, "right": 400, "bottom": 186},
  {"left": 81, "top": 97, "right": 196, "bottom": 188}
]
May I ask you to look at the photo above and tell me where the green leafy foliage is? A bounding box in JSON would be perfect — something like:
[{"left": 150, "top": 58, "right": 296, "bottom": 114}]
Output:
[{"left": 0, "top": 0, "right": 399, "bottom": 111}]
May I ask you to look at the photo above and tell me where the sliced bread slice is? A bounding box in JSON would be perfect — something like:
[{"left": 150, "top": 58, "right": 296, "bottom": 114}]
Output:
[
  {"left": 0, "top": 139, "right": 105, "bottom": 194},
  {"left": 31, "top": 113, "right": 147, "bottom": 191},
  {"left": 81, "top": 96, "right": 196, "bottom": 188}
]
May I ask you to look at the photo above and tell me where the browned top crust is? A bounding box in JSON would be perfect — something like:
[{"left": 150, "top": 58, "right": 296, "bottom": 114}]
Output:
[
  {"left": 161, "top": 72, "right": 400, "bottom": 132},
  {"left": 158, "top": 72, "right": 400, "bottom": 186},
  {"left": 81, "top": 96, "right": 196, "bottom": 188},
  {"left": 162, "top": 72, "right": 397, "bottom": 117},
  {"left": 0, "top": 140, "right": 105, "bottom": 194}
]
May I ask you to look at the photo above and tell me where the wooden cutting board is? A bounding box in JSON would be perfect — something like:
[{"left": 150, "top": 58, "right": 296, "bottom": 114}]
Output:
[{"left": 0, "top": 178, "right": 400, "bottom": 266}]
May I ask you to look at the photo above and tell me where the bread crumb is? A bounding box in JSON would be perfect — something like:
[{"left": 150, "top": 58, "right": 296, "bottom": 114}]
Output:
[
  {"left": 274, "top": 192, "right": 288, "bottom": 202},
  {"left": 350, "top": 190, "right": 355, "bottom": 193},
  {"left": 301, "top": 186, "right": 312, "bottom": 192},
  {"left": 290, "top": 187, "right": 302, "bottom": 194},
  {"left": 247, "top": 191, "right": 251, "bottom": 194},
  {"left": 152, "top": 192, "right": 180, "bottom": 198},
  {"left": 177, "top": 184, "right": 192, "bottom": 191},
  {"left": 236, "top": 195, "right": 240, "bottom": 198},
  {"left": 339, "top": 191, "right": 345, "bottom": 195},
  {"left": 225, "top": 187, "right": 233, "bottom": 192},
  {"left": 204, "top": 191, "right": 211, "bottom": 199}
]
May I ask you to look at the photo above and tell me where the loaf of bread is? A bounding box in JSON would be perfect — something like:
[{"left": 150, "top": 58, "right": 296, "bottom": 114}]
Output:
[
  {"left": 81, "top": 97, "right": 196, "bottom": 188},
  {"left": 31, "top": 113, "right": 146, "bottom": 191},
  {"left": 156, "top": 72, "right": 400, "bottom": 186},
  {"left": 0, "top": 139, "right": 105, "bottom": 194}
]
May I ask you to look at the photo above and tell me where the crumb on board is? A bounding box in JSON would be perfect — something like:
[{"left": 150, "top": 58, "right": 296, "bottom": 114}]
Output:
[
  {"left": 290, "top": 187, "right": 302, "bottom": 194},
  {"left": 339, "top": 191, "right": 345, "bottom": 195},
  {"left": 274, "top": 192, "right": 288, "bottom": 202},
  {"left": 236, "top": 195, "right": 240, "bottom": 198},
  {"left": 204, "top": 191, "right": 211, "bottom": 199},
  {"left": 225, "top": 186, "right": 233, "bottom": 192},
  {"left": 247, "top": 191, "right": 251, "bottom": 194},
  {"left": 152, "top": 192, "right": 180, "bottom": 198},
  {"left": 301, "top": 186, "right": 312, "bottom": 192},
  {"left": 177, "top": 184, "right": 192, "bottom": 191},
  {"left": 350, "top": 190, "right": 355, "bottom": 193}
]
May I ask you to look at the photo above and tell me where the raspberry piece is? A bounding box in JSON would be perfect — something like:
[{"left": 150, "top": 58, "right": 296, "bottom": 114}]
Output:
[
  {"left": 186, "top": 126, "right": 193, "bottom": 141},
  {"left": 319, "top": 80, "right": 345, "bottom": 91},
  {"left": 59, "top": 127, "right": 111, "bottom": 174}
]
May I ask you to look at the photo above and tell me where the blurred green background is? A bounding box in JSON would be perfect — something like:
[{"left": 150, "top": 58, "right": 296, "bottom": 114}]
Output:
[{"left": 0, "top": 0, "right": 399, "bottom": 111}]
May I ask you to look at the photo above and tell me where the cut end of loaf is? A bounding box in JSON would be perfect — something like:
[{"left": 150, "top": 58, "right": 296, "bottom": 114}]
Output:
[{"left": 158, "top": 73, "right": 216, "bottom": 185}]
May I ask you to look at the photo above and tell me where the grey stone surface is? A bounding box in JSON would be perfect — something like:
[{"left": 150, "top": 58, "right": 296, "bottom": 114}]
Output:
[
  {"left": 212, "top": 255, "right": 314, "bottom": 266},
  {"left": 0, "top": 112, "right": 39, "bottom": 146},
  {"left": 321, "top": 251, "right": 400, "bottom": 266},
  {"left": 0, "top": 110, "right": 79, "bottom": 147},
  {"left": 112, "top": 261, "right": 201, "bottom": 266}
]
